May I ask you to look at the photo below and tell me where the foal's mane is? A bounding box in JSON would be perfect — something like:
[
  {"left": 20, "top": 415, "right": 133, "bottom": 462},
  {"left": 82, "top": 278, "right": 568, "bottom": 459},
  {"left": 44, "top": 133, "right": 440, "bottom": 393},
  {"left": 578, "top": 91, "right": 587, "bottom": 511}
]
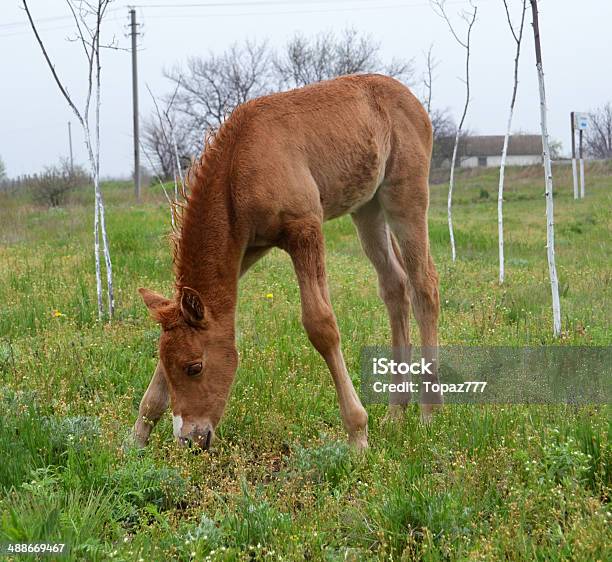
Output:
[
  {"left": 170, "top": 105, "right": 248, "bottom": 291},
  {"left": 169, "top": 128, "right": 217, "bottom": 270}
]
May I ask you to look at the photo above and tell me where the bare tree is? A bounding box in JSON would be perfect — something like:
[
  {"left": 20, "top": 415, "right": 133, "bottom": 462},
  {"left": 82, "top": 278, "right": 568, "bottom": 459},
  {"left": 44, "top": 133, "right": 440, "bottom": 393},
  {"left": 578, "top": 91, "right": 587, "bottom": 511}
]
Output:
[
  {"left": 530, "top": 0, "right": 561, "bottom": 337},
  {"left": 418, "top": 44, "right": 467, "bottom": 170},
  {"left": 143, "top": 78, "right": 191, "bottom": 209},
  {"left": 0, "top": 156, "right": 5, "bottom": 181},
  {"left": 23, "top": 0, "right": 115, "bottom": 319},
  {"left": 139, "top": 137, "right": 177, "bottom": 229},
  {"left": 431, "top": 0, "right": 477, "bottom": 263},
  {"left": 165, "top": 40, "right": 273, "bottom": 152},
  {"left": 498, "top": 0, "right": 527, "bottom": 285},
  {"left": 585, "top": 103, "right": 612, "bottom": 159},
  {"left": 162, "top": 30, "right": 413, "bottom": 165},
  {"left": 421, "top": 43, "right": 438, "bottom": 114},
  {"left": 274, "top": 29, "right": 414, "bottom": 89},
  {"left": 430, "top": 111, "right": 468, "bottom": 169},
  {"left": 143, "top": 110, "right": 191, "bottom": 180}
]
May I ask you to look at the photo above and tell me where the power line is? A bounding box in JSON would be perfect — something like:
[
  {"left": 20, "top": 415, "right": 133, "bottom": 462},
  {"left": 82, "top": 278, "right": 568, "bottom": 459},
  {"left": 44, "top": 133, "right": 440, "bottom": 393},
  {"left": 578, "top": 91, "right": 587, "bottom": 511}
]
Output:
[
  {"left": 130, "top": 0, "right": 475, "bottom": 20},
  {"left": 0, "top": 14, "right": 125, "bottom": 39},
  {"left": 140, "top": 3, "right": 442, "bottom": 20},
  {"left": 131, "top": 0, "right": 475, "bottom": 9},
  {"left": 0, "top": 6, "right": 124, "bottom": 31},
  {"left": 134, "top": 0, "right": 418, "bottom": 7},
  {"left": 0, "top": 0, "right": 484, "bottom": 39}
]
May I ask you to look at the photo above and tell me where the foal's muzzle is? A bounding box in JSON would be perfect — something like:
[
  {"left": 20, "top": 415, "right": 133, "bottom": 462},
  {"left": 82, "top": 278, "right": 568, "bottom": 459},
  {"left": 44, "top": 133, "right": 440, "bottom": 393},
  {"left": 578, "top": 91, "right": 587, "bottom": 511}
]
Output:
[{"left": 178, "top": 426, "right": 213, "bottom": 452}]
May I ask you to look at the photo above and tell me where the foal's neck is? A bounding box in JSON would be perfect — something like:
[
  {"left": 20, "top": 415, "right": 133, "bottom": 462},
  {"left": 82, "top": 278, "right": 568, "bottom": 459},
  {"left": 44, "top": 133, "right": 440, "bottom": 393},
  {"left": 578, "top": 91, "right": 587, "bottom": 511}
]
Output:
[{"left": 174, "top": 176, "right": 244, "bottom": 327}]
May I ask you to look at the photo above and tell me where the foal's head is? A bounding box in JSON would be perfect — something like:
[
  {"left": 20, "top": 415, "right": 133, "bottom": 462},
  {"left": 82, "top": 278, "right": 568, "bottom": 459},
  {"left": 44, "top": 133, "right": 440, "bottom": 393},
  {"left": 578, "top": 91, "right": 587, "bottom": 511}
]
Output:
[{"left": 139, "top": 286, "right": 238, "bottom": 450}]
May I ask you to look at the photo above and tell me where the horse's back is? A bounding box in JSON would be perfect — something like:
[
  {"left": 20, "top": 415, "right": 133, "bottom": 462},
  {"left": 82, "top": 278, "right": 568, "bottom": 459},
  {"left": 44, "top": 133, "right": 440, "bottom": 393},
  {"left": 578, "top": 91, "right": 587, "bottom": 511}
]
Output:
[{"left": 228, "top": 74, "right": 431, "bottom": 240}]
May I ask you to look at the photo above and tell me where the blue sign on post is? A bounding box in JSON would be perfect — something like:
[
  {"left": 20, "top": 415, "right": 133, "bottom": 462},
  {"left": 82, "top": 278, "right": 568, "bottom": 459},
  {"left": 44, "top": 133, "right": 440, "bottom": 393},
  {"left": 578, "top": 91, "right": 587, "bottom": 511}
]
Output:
[{"left": 574, "top": 112, "right": 589, "bottom": 131}]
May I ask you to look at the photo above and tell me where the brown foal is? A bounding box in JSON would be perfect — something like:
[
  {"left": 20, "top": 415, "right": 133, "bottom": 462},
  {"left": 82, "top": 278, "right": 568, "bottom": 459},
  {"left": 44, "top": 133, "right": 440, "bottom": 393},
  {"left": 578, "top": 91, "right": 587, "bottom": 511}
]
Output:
[{"left": 133, "top": 74, "right": 442, "bottom": 452}]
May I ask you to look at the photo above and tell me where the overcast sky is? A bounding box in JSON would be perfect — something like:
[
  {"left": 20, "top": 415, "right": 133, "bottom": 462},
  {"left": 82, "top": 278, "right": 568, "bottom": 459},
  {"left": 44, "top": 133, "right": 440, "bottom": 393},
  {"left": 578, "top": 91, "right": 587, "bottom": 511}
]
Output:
[{"left": 1, "top": 0, "right": 610, "bottom": 178}]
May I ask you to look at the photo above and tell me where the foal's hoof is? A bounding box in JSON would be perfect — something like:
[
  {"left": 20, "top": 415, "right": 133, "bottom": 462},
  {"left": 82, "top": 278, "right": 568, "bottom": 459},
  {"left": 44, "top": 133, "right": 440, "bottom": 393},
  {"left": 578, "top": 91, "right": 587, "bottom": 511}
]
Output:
[
  {"left": 122, "top": 425, "right": 149, "bottom": 452},
  {"left": 383, "top": 404, "right": 407, "bottom": 424},
  {"left": 420, "top": 403, "right": 443, "bottom": 425},
  {"left": 349, "top": 428, "right": 368, "bottom": 452}
]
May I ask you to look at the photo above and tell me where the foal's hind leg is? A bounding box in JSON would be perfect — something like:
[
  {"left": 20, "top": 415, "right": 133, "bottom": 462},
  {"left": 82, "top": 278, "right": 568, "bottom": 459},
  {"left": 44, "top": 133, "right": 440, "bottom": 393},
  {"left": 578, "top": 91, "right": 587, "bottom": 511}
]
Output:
[
  {"left": 379, "top": 178, "right": 443, "bottom": 422},
  {"left": 282, "top": 217, "right": 368, "bottom": 450},
  {"left": 352, "top": 199, "right": 412, "bottom": 419}
]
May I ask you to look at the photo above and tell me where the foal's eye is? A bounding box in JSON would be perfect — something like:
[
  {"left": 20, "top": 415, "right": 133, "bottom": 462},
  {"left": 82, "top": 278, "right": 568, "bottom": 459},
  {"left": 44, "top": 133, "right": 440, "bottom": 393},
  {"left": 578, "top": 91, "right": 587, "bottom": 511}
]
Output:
[{"left": 186, "top": 362, "right": 203, "bottom": 377}]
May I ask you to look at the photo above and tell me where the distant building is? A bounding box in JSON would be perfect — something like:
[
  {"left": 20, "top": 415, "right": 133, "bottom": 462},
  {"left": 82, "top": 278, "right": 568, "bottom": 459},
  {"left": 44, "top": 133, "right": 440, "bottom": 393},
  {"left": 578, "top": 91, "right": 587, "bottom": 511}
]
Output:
[{"left": 457, "top": 135, "right": 543, "bottom": 168}]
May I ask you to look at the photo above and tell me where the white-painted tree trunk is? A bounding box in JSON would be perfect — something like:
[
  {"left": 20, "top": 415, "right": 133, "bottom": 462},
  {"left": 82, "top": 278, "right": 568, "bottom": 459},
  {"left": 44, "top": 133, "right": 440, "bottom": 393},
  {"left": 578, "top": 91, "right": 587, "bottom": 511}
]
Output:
[
  {"left": 23, "top": 0, "right": 114, "bottom": 320},
  {"left": 94, "top": 194, "right": 103, "bottom": 316},
  {"left": 84, "top": 125, "right": 113, "bottom": 319},
  {"left": 448, "top": 129, "right": 460, "bottom": 263},
  {"left": 536, "top": 62, "right": 562, "bottom": 336},
  {"left": 572, "top": 158, "right": 579, "bottom": 199},
  {"left": 97, "top": 188, "right": 114, "bottom": 317},
  {"left": 94, "top": 30, "right": 113, "bottom": 318},
  {"left": 497, "top": 106, "right": 514, "bottom": 284}
]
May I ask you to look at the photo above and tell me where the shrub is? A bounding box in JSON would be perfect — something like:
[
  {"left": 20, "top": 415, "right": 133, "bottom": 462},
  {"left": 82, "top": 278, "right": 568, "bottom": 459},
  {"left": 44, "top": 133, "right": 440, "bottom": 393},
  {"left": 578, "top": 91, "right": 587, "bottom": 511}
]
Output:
[
  {"left": 220, "top": 479, "right": 290, "bottom": 548},
  {"left": 289, "top": 440, "right": 354, "bottom": 488},
  {"left": 28, "top": 159, "right": 90, "bottom": 207},
  {"left": 110, "top": 454, "right": 189, "bottom": 516}
]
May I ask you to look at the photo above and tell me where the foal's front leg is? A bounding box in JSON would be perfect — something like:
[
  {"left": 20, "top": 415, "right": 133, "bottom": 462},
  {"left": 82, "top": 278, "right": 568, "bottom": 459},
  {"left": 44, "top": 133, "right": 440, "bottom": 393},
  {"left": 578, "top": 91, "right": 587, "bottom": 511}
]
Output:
[
  {"left": 283, "top": 218, "right": 368, "bottom": 451},
  {"left": 132, "top": 361, "right": 170, "bottom": 447}
]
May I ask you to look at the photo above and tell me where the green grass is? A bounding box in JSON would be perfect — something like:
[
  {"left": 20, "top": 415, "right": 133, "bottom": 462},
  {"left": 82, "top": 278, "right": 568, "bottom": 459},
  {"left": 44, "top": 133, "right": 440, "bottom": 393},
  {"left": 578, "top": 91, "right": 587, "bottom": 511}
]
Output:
[{"left": 0, "top": 163, "right": 610, "bottom": 560}]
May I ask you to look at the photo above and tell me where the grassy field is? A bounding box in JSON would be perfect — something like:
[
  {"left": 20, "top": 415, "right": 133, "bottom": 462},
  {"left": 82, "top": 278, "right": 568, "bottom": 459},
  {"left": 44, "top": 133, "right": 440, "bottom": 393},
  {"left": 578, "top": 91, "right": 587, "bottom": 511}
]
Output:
[{"left": 0, "top": 163, "right": 610, "bottom": 561}]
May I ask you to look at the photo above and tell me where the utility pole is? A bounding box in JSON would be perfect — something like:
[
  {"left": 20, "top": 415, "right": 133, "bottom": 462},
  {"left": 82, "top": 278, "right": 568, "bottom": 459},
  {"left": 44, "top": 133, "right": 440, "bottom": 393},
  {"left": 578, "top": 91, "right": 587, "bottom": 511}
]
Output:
[
  {"left": 129, "top": 7, "right": 141, "bottom": 202},
  {"left": 530, "top": 0, "right": 561, "bottom": 337},
  {"left": 67, "top": 120, "right": 74, "bottom": 174}
]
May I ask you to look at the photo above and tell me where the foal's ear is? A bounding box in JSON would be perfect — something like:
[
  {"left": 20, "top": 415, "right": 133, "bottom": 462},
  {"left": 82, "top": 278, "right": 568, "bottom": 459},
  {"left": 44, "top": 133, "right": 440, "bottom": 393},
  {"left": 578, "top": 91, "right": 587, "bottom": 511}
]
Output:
[
  {"left": 138, "top": 287, "right": 171, "bottom": 321},
  {"left": 179, "top": 286, "right": 208, "bottom": 327}
]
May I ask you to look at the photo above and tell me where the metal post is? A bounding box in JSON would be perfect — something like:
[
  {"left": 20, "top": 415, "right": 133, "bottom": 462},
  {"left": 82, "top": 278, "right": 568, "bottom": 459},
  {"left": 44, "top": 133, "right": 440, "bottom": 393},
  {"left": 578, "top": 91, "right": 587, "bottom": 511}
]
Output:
[
  {"left": 67, "top": 120, "right": 74, "bottom": 174},
  {"left": 130, "top": 8, "right": 141, "bottom": 202},
  {"left": 571, "top": 112, "right": 578, "bottom": 199},
  {"left": 579, "top": 128, "right": 585, "bottom": 198}
]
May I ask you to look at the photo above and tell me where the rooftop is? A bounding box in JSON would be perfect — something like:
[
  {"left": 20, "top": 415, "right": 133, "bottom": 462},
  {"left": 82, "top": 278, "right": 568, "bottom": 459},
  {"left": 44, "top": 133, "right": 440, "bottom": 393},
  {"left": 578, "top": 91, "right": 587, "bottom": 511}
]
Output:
[{"left": 463, "top": 135, "right": 542, "bottom": 157}]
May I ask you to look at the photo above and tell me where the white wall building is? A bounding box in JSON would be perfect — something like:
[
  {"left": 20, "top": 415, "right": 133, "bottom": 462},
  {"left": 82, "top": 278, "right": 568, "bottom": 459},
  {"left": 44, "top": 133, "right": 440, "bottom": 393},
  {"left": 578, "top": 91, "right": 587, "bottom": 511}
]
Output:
[{"left": 458, "top": 135, "right": 543, "bottom": 168}]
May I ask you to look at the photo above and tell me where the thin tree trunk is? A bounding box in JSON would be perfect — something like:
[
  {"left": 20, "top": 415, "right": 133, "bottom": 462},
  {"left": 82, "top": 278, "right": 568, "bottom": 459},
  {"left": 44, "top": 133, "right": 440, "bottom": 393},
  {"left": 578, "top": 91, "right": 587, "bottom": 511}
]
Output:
[
  {"left": 531, "top": 0, "right": 561, "bottom": 337},
  {"left": 498, "top": 0, "right": 526, "bottom": 284},
  {"left": 171, "top": 128, "right": 184, "bottom": 197},
  {"left": 497, "top": 107, "right": 513, "bottom": 284},
  {"left": 97, "top": 187, "right": 114, "bottom": 316},
  {"left": 23, "top": 0, "right": 114, "bottom": 320},
  {"left": 94, "top": 193, "right": 103, "bottom": 317},
  {"left": 85, "top": 124, "right": 113, "bottom": 319},
  {"left": 448, "top": 129, "right": 460, "bottom": 263},
  {"left": 433, "top": 1, "right": 477, "bottom": 263},
  {"left": 94, "top": 13, "right": 114, "bottom": 317}
]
